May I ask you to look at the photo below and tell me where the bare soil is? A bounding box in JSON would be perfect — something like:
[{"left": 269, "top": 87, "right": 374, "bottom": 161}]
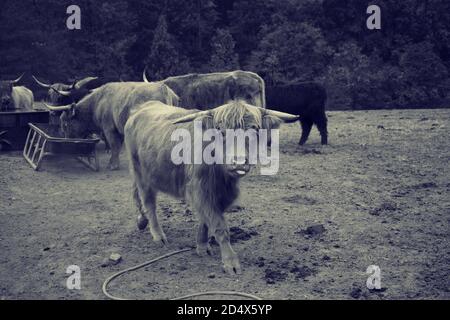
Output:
[{"left": 1, "top": 109, "right": 449, "bottom": 300}]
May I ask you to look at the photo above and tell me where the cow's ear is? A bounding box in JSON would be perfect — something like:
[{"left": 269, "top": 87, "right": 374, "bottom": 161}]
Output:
[{"left": 262, "top": 114, "right": 282, "bottom": 130}]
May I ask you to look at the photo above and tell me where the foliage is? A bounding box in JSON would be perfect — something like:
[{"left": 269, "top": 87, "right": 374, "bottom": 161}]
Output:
[
  {"left": 144, "top": 15, "right": 190, "bottom": 80},
  {"left": 208, "top": 28, "right": 240, "bottom": 72},
  {"left": 0, "top": 0, "right": 449, "bottom": 109}
]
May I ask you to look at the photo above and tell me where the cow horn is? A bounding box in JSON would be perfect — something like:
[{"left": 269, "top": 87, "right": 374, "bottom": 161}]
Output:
[
  {"left": 172, "top": 110, "right": 211, "bottom": 124},
  {"left": 12, "top": 73, "right": 25, "bottom": 84},
  {"left": 50, "top": 87, "right": 71, "bottom": 97},
  {"left": 264, "top": 109, "right": 300, "bottom": 123},
  {"left": 43, "top": 102, "right": 73, "bottom": 112},
  {"left": 32, "top": 75, "right": 51, "bottom": 88},
  {"left": 74, "top": 76, "right": 98, "bottom": 90},
  {"left": 143, "top": 68, "right": 149, "bottom": 83}
]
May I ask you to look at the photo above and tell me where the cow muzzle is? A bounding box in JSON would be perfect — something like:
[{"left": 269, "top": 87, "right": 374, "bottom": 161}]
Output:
[
  {"left": 231, "top": 165, "right": 251, "bottom": 177},
  {"left": 228, "top": 156, "right": 251, "bottom": 177}
]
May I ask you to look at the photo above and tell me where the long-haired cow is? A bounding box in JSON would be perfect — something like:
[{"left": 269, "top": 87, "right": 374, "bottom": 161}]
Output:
[
  {"left": 124, "top": 100, "right": 298, "bottom": 274},
  {"left": 266, "top": 82, "right": 328, "bottom": 145},
  {"left": 144, "top": 69, "right": 266, "bottom": 110},
  {"left": 33, "top": 75, "right": 99, "bottom": 126},
  {"left": 32, "top": 75, "right": 98, "bottom": 105},
  {"left": 45, "top": 82, "right": 179, "bottom": 170},
  {"left": 0, "top": 74, "right": 34, "bottom": 111}
]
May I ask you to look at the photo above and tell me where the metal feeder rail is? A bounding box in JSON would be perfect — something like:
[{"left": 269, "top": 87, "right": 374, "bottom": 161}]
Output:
[{"left": 23, "top": 123, "right": 100, "bottom": 171}]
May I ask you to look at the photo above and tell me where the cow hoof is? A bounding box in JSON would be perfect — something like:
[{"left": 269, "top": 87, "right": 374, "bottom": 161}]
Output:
[
  {"left": 196, "top": 244, "right": 213, "bottom": 257},
  {"left": 222, "top": 256, "right": 242, "bottom": 275},
  {"left": 152, "top": 233, "right": 169, "bottom": 246},
  {"left": 137, "top": 215, "right": 149, "bottom": 230}
]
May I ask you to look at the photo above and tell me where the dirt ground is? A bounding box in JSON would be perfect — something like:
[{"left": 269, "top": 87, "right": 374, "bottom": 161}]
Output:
[{"left": 1, "top": 109, "right": 449, "bottom": 300}]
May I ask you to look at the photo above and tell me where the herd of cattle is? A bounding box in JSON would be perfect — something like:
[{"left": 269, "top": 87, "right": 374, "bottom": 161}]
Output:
[{"left": 0, "top": 70, "right": 328, "bottom": 274}]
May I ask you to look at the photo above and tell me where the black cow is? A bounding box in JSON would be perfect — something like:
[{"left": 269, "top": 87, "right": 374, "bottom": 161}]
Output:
[{"left": 266, "top": 82, "right": 328, "bottom": 145}]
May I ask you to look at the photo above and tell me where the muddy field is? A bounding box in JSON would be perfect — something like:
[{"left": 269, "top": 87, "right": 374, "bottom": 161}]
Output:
[{"left": 1, "top": 109, "right": 449, "bottom": 300}]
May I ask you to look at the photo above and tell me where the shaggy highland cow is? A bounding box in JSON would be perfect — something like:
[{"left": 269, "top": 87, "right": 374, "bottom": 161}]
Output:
[
  {"left": 0, "top": 74, "right": 34, "bottom": 111},
  {"left": 33, "top": 75, "right": 98, "bottom": 126},
  {"left": 144, "top": 69, "right": 266, "bottom": 110},
  {"left": 124, "top": 100, "right": 298, "bottom": 274},
  {"left": 32, "top": 75, "right": 98, "bottom": 105},
  {"left": 45, "top": 82, "right": 179, "bottom": 170},
  {"left": 266, "top": 82, "right": 328, "bottom": 145}
]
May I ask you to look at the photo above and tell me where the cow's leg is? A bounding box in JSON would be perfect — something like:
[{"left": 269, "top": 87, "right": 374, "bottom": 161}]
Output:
[
  {"left": 128, "top": 151, "right": 149, "bottom": 230},
  {"left": 103, "top": 128, "right": 122, "bottom": 170},
  {"left": 299, "top": 119, "right": 313, "bottom": 145},
  {"left": 208, "top": 213, "right": 241, "bottom": 275},
  {"left": 141, "top": 189, "right": 168, "bottom": 245},
  {"left": 132, "top": 182, "right": 149, "bottom": 230},
  {"left": 196, "top": 220, "right": 213, "bottom": 256},
  {"left": 315, "top": 113, "right": 328, "bottom": 145},
  {"left": 101, "top": 131, "right": 111, "bottom": 153}
]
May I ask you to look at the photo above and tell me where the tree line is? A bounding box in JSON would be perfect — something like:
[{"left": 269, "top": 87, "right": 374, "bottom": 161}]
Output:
[{"left": 0, "top": 0, "right": 449, "bottom": 109}]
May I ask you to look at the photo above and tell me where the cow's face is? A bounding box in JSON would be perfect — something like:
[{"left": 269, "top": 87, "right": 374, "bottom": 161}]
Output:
[
  {"left": 172, "top": 101, "right": 299, "bottom": 178},
  {"left": 208, "top": 103, "right": 263, "bottom": 177},
  {"left": 0, "top": 81, "right": 14, "bottom": 110},
  {"left": 60, "top": 106, "right": 90, "bottom": 138},
  {"left": 48, "top": 84, "right": 71, "bottom": 105},
  {"left": 34, "top": 76, "right": 97, "bottom": 105}
]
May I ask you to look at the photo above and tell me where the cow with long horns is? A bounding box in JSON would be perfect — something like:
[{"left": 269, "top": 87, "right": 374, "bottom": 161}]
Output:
[
  {"left": 0, "top": 74, "right": 34, "bottom": 111},
  {"left": 33, "top": 76, "right": 99, "bottom": 126},
  {"left": 124, "top": 100, "right": 298, "bottom": 274},
  {"left": 45, "top": 82, "right": 179, "bottom": 170},
  {"left": 143, "top": 69, "right": 266, "bottom": 110},
  {"left": 32, "top": 75, "right": 98, "bottom": 105}
]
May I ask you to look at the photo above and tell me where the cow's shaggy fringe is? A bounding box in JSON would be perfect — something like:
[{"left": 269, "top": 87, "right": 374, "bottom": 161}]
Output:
[{"left": 212, "top": 100, "right": 262, "bottom": 129}]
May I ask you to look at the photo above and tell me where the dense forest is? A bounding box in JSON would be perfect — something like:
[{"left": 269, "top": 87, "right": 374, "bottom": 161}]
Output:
[{"left": 0, "top": 0, "right": 449, "bottom": 110}]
